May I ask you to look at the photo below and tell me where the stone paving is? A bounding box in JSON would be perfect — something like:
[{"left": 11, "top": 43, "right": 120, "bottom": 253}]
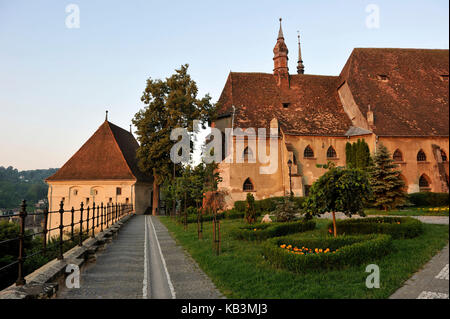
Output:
[
  {"left": 390, "top": 245, "right": 449, "bottom": 299},
  {"left": 56, "top": 214, "right": 223, "bottom": 299}
]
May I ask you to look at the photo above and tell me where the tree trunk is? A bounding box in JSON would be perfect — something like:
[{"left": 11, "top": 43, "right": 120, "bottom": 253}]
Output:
[
  {"left": 152, "top": 180, "right": 159, "bottom": 216},
  {"left": 332, "top": 211, "right": 337, "bottom": 238}
]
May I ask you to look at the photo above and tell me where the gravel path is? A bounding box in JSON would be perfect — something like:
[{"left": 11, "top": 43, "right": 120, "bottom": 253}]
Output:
[{"left": 56, "top": 215, "right": 223, "bottom": 299}]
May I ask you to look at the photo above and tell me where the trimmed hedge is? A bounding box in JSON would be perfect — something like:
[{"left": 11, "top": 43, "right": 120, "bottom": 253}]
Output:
[
  {"left": 407, "top": 192, "right": 449, "bottom": 207},
  {"left": 184, "top": 209, "right": 245, "bottom": 224},
  {"left": 234, "top": 196, "right": 306, "bottom": 214},
  {"left": 329, "top": 217, "right": 424, "bottom": 239},
  {"left": 230, "top": 220, "right": 316, "bottom": 241},
  {"left": 262, "top": 234, "right": 393, "bottom": 273}
]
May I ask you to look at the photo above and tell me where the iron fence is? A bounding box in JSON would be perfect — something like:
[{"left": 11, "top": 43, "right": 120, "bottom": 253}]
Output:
[{"left": 0, "top": 200, "right": 133, "bottom": 287}]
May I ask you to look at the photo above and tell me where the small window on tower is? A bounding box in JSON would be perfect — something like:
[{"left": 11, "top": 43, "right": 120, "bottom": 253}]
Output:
[
  {"left": 377, "top": 74, "right": 389, "bottom": 82},
  {"left": 283, "top": 103, "right": 290, "bottom": 109}
]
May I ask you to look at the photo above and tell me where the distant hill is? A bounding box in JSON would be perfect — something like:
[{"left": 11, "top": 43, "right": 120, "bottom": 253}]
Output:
[{"left": 0, "top": 166, "right": 58, "bottom": 210}]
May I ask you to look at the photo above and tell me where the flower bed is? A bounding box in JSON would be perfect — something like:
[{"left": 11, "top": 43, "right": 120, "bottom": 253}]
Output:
[
  {"left": 262, "top": 234, "right": 393, "bottom": 273},
  {"left": 230, "top": 220, "right": 316, "bottom": 241},
  {"left": 328, "top": 217, "right": 423, "bottom": 239}
]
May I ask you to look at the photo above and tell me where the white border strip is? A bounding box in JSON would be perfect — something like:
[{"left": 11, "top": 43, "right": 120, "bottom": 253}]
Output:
[
  {"left": 142, "top": 216, "right": 149, "bottom": 299},
  {"left": 148, "top": 216, "right": 176, "bottom": 299}
]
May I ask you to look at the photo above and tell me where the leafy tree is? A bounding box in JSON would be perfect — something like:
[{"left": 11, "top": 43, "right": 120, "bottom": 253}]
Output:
[
  {"left": 245, "top": 193, "right": 257, "bottom": 224},
  {"left": 133, "top": 65, "right": 215, "bottom": 215},
  {"left": 369, "top": 143, "right": 406, "bottom": 211},
  {"left": 303, "top": 166, "right": 371, "bottom": 237}
]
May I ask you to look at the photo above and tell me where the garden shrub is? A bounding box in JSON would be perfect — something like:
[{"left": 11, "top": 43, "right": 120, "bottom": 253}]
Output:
[
  {"left": 230, "top": 219, "right": 316, "bottom": 241},
  {"left": 328, "top": 217, "right": 423, "bottom": 239},
  {"left": 224, "top": 209, "right": 244, "bottom": 220},
  {"left": 407, "top": 192, "right": 449, "bottom": 207},
  {"left": 234, "top": 196, "right": 306, "bottom": 214},
  {"left": 262, "top": 234, "right": 392, "bottom": 273},
  {"left": 274, "top": 197, "right": 297, "bottom": 222}
]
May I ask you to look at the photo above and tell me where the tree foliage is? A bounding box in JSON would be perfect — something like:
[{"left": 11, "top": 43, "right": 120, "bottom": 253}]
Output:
[
  {"left": 245, "top": 193, "right": 257, "bottom": 224},
  {"left": 132, "top": 64, "right": 215, "bottom": 185},
  {"left": 0, "top": 166, "right": 57, "bottom": 209},
  {"left": 369, "top": 143, "right": 406, "bottom": 210},
  {"left": 303, "top": 166, "right": 371, "bottom": 224},
  {"left": 345, "top": 139, "right": 372, "bottom": 170}
]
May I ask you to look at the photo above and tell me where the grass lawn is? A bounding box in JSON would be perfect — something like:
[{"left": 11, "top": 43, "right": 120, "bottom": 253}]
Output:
[
  {"left": 159, "top": 216, "right": 449, "bottom": 299},
  {"left": 365, "top": 207, "right": 449, "bottom": 217}
]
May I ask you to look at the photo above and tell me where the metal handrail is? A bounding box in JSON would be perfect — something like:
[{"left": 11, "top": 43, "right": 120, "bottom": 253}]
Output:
[{"left": 0, "top": 199, "right": 134, "bottom": 286}]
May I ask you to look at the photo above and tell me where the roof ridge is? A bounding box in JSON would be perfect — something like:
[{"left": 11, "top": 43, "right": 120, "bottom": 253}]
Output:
[{"left": 105, "top": 121, "right": 137, "bottom": 181}]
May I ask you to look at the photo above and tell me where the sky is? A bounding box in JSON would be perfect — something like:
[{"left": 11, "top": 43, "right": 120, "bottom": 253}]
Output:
[{"left": 0, "top": 0, "right": 448, "bottom": 170}]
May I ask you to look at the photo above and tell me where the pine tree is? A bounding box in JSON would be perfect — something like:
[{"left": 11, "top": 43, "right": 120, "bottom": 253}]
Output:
[
  {"left": 369, "top": 143, "right": 406, "bottom": 211},
  {"left": 345, "top": 142, "right": 353, "bottom": 168},
  {"left": 346, "top": 139, "right": 371, "bottom": 170}
]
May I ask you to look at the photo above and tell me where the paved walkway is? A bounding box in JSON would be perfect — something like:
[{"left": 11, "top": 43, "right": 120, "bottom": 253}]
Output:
[
  {"left": 56, "top": 215, "right": 223, "bottom": 299},
  {"left": 317, "top": 212, "right": 449, "bottom": 225},
  {"left": 390, "top": 245, "right": 449, "bottom": 299}
]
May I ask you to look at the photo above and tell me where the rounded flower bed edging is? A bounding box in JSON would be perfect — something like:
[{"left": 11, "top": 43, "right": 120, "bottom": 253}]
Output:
[
  {"left": 262, "top": 234, "right": 393, "bottom": 273},
  {"left": 230, "top": 220, "right": 316, "bottom": 241},
  {"left": 328, "top": 217, "right": 424, "bottom": 239}
]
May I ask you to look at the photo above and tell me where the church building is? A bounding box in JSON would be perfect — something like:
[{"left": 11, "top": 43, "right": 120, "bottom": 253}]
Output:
[{"left": 213, "top": 19, "right": 449, "bottom": 208}]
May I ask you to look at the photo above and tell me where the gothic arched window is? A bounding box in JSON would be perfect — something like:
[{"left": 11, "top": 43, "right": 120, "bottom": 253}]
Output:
[
  {"left": 243, "top": 178, "right": 254, "bottom": 191},
  {"left": 393, "top": 149, "right": 403, "bottom": 162},
  {"left": 417, "top": 150, "right": 427, "bottom": 162},
  {"left": 419, "top": 174, "right": 430, "bottom": 190},
  {"left": 327, "top": 146, "right": 337, "bottom": 159},
  {"left": 304, "top": 146, "right": 314, "bottom": 158}
]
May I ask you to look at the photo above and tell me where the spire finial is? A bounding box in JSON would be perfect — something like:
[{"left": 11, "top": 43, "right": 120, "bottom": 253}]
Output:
[
  {"left": 278, "top": 18, "right": 284, "bottom": 39},
  {"left": 105, "top": 110, "right": 108, "bottom": 121},
  {"left": 297, "top": 30, "right": 305, "bottom": 74}
]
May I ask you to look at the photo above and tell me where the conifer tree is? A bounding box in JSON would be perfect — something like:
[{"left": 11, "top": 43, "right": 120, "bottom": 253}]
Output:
[{"left": 369, "top": 143, "right": 406, "bottom": 211}]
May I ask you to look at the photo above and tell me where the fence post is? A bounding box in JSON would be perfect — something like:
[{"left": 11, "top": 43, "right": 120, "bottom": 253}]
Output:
[
  {"left": 70, "top": 207, "right": 75, "bottom": 241},
  {"left": 79, "top": 202, "right": 84, "bottom": 246},
  {"left": 86, "top": 205, "right": 90, "bottom": 239},
  {"left": 58, "top": 200, "right": 64, "bottom": 260},
  {"left": 100, "top": 203, "right": 104, "bottom": 232},
  {"left": 92, "top": 201, "right": 96, "bottom": 237},
  {"left": 106, "top": 203, "right": 109, "bottom": 228},
  {"left": 96, "top": 204, "right": 99, "bottom": 229},
  {"left": 42, "top": 206, "right": 49, "bottom": 253},
  {"left": 16, "top": 200, "right": 27, "bottom": 286}
]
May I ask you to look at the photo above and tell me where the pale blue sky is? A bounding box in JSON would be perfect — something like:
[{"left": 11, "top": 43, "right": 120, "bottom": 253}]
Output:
[{"left": 0, "top": 0, "right": 448, "bottom": 170}]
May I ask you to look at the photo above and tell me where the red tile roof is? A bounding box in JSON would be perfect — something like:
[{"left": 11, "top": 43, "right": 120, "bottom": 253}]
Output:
[
  {"left": 217, "top": 72, "right": 352, "bottom": 136},
  {"left": 46, "top": 121, "right": 152, "bottom": 182},
  {"left": 339, "top": 48, "right": 449, "bottom": 136},
  {"left": 217, "top": 48, "right": 449, "bottom": 137}
]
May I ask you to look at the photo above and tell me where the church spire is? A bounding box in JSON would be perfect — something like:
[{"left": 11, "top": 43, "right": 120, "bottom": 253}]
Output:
[
  {"left": 273, "top": 18, "right": 289, "bottom": 88},
  {"left": 278, "top": 18, "right": 284, "bottom": 39},
  {"left": 297, "top": 31, "right": 305, "bottom": 74}
]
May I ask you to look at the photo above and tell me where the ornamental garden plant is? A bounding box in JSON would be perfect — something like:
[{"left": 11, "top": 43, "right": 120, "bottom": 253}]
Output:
[
  {"left": 328, "top": 217, "right": 424, "bottom": 239},
  {"left": 262, "top": 234, "right": 393, "bottom": 273},
  {"left": 230, "top": 220, "right": 316, "bottom": 241}
]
